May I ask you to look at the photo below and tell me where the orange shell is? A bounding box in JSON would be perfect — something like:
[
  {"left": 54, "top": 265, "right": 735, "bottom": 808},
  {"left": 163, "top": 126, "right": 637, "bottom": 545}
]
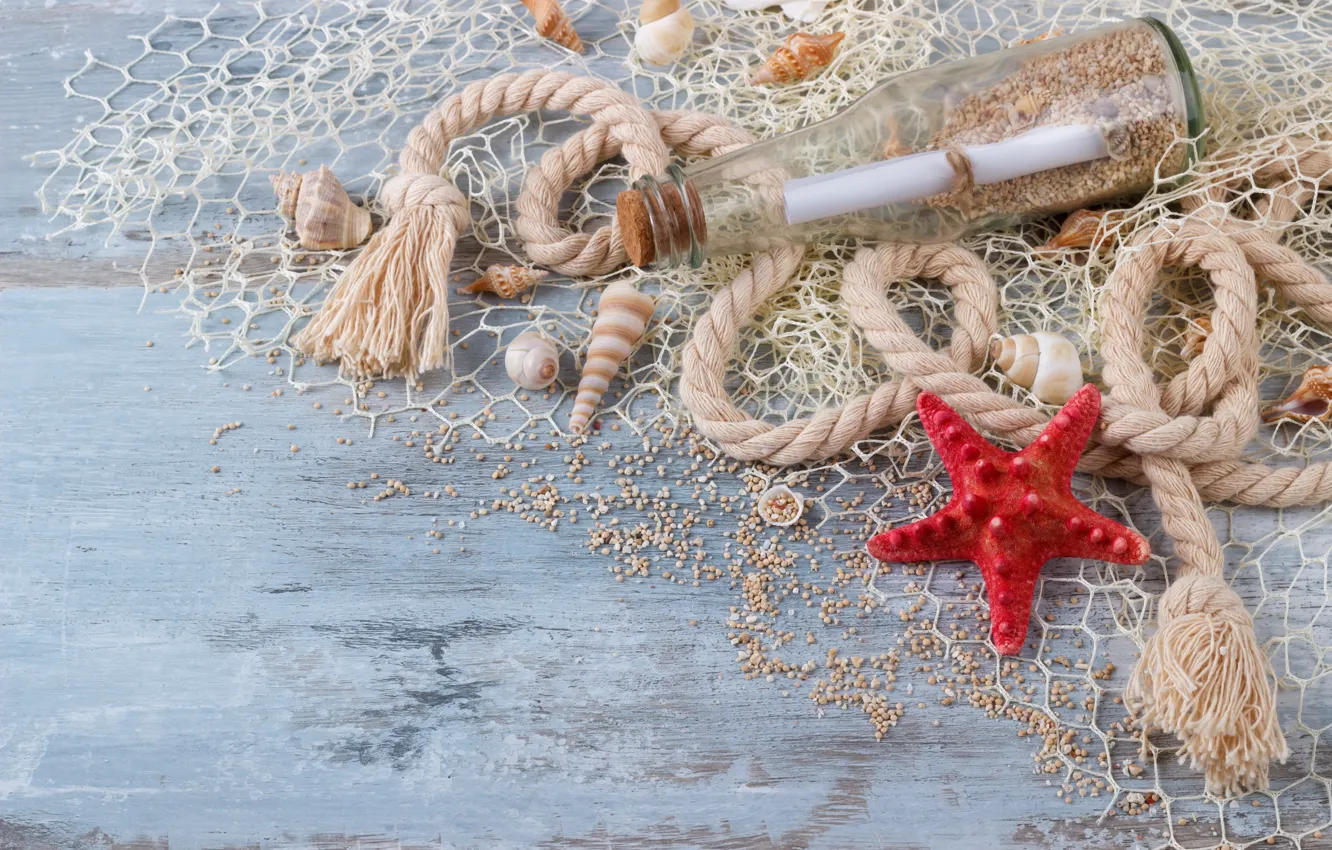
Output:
[
  {"left": 750, "top": 32, "right": 845, "bottom": 85},
  {"left": 1262, "top": 365, "right": 1332, "bottom": 423},
  {"left": 1037, "top": 209, "right": 1127, "bottom": 254},
  {"left": 460, "top": 265, "right": 549, "bottom": 299},
  {"left": 520, "top": 0, "right": 584, "bottom": 52},
  {"left": 1181, "top": 315, "right": 1211, "bottom": 360}
]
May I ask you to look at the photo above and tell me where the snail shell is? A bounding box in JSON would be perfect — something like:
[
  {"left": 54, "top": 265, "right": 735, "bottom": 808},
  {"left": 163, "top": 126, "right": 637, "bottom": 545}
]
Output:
[
  {"left": 461, "top": 265, "right": 549, "bottom": 299},
  {"left": 635, "top": 0, "right": 694, "bottom": 65},
  {"left": 1036, "top": 208, "right": 1126, "bottom": 255},
  {"left": 990, "top": 332, "right": 1083, "bottom": 405},
  {"left": 1262, "top": 364, "right": 1332, "bottom": 424},
  {"left": 520, "top": 0, "right": 584, "bottom": 52},
  {"left": 272, "top": 166, "right": 372, "bottom": 251},
  {"left": 749, "top": 32, "right": 845, "bottom": 85},
  {"left": 568, "top": 282, "right": 655, "bottom": 434},
  {"left": 505, "top": 331, "right": 560, "bottom": 391}
]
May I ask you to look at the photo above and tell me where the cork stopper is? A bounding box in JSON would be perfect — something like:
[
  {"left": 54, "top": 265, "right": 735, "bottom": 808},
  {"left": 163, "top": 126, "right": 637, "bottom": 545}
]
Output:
[{"left": 617, "top": 189, "right": 654, "bottom": 267}]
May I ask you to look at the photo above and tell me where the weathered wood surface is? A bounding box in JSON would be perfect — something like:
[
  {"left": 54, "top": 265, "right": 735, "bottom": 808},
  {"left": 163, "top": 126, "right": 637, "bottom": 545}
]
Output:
[
  {"left": 1, "top": 286, "right": 1150, "bottom": 850},
  {"left": 3, "top": 2, "right": 1331, "bottom": 849}
]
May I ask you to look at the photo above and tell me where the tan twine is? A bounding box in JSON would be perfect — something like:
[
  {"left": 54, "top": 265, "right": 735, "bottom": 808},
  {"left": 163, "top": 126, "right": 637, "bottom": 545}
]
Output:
[{"left": 292, "top": 69, "right": 1332, "bottom": 796}]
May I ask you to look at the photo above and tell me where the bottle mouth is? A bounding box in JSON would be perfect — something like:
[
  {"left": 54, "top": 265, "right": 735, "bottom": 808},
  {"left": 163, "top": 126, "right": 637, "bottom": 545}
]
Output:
[{"left": 623, "top": 164, "right": 707, "bottom": 270}]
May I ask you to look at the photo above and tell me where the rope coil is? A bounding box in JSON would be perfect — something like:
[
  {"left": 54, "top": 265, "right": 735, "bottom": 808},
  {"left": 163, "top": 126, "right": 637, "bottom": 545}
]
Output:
[{"left": 292, "top": 69, "right": 1332, "bottom": 795}]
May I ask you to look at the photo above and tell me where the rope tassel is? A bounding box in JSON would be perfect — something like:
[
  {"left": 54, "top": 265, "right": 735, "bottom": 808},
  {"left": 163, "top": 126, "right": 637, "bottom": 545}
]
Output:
[
  {"left": 291, "top": 69, "right": 676, "bottom": 380},
  {"left": 1127, "top": 574, "right": 1289, "bottom": 796},
  {"left": 295, "top": 183, "right": 468, "bottom": 380}
]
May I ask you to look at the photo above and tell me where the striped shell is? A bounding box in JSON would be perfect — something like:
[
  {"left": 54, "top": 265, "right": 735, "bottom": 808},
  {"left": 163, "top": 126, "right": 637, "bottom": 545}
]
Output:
[
  {"left": 990, "top": 332, "right": 1083, "bottom": 405},
  {"left": 461, "top": 265, "right": 549, "bottom": 299},
  {"left": 272, "top": 167, "right": 372, "bottom": 250},
  {"left": 568, "top": 282, "right": 655, "bottom": 433},
  {"left": 749, "top": 32, "right": 845, "bottom": 85},
  {"left": 271, "top": 170, "right": 303, "bottom": 218}
]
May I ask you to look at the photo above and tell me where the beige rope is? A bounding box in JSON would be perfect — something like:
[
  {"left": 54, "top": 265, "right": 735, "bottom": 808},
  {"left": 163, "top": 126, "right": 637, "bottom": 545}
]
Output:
[
  {"left": 289, "top": 67, "right": 1332, "bottom": 792},
  {"left": 294, "top": 70, "right": 734, "bottom": 378},
  {"left": 680, "top": 152, "right": 1332, "bottom": 509},
  {"left": 678, "top": 136, "right": 1332, "bottom": 794}
]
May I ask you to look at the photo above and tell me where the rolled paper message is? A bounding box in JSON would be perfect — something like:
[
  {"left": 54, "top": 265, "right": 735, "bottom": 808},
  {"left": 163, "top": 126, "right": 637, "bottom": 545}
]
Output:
[{"left": 783, "top": 123, "right": 1113, "bottom": 225}]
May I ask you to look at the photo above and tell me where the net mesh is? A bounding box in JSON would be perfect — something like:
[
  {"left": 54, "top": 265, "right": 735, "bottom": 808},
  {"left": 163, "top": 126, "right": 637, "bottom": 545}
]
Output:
[{"left": 28, "top": 0, "right": 1332, "bottom": 843}]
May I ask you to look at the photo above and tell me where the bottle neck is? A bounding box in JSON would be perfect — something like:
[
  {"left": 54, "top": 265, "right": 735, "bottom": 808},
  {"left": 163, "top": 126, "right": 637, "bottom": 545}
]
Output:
[{"left": 632, "top": 164, "right": 708, "bottom": 270}]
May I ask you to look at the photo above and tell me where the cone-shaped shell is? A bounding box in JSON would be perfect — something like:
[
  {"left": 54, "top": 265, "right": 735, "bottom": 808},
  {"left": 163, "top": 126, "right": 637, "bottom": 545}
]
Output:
[
  {"left": 635, "top": 0, "right": 694, "bottom": 65},
  {"left": 1262, "top": 365, "right": 1332, "bottom": 423},
  {"left": 506, "top": 331, "right": 560, "bottom": 391},
  {"left": 461, "top": 265, "right": 549, "bottom": 299},
  {"left": 990, "top": 332, "right": 1083, "bottom": 405},
  {"left": 275, "top": 165, "right": 373, "bottom": 251},
  {"left": 568, "top": 282, "right": 655, "bottom": 433},
  {"left": 520, "top": 0, "right": 584, "bottom": 52},
  {"left": 749, "top": 32, "right": 844, "bottom": 85}
]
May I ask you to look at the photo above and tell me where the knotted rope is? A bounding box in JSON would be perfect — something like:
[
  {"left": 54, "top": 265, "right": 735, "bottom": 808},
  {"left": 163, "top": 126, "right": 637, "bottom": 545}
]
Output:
[
  {"left": 291, "top": 67, "right": 1332, "bottom": 794},
  {"left": 296, "top": 71, "right": 665, "bottom": 377},
  {"left": 681, "top": 135, "right": 1332, "bottom": 794}
]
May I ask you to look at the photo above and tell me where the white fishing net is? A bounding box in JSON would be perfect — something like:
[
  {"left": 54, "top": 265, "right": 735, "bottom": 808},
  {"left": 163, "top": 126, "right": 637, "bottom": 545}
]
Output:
[{"left": 29, "top": 0, "right": 1332, "bottom": 844}]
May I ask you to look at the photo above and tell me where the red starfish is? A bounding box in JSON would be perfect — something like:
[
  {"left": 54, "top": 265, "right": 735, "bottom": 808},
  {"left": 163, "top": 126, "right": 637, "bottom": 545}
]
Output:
[{"left": 867, "top": 385, "right": 1150, "bottom": 655}]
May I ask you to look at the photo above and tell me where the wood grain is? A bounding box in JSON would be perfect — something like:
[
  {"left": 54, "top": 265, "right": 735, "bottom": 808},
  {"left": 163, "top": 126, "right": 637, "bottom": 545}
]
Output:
[
  {"left": 3, "top": 2, "right": 1330, "bottom": 849},
  {"left": 0, "top": 285, "right": 1163, "bottom": 849}
]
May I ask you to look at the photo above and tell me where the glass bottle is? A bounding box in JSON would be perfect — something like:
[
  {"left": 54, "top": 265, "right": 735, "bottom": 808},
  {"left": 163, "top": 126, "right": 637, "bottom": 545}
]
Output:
[{"left": 618, "top": 17, "right": 1205, "bottom": 269}]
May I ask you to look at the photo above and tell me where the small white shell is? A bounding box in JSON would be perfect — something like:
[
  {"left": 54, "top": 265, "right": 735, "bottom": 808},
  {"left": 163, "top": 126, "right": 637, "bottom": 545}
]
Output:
[
  {"left": 634, "top": 0, "right": 694, "bottom": 66},
  {"left": 990, "top": 332, "right": 1083, "bottom": 405},
  {"left": 758, "top": 484, "right": 804, "bottom": 527},
  {"left": 505, "top": 331, "right": 559, "bottom": 391},
  {"left": 720, "top": 0, "right": 830, "bottom": 22}
]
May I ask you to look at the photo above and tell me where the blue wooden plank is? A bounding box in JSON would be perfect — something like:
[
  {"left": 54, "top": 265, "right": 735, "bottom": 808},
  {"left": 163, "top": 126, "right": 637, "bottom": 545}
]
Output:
[{"left": 0, "top": 285, "right": 1146, "bottom": 848}]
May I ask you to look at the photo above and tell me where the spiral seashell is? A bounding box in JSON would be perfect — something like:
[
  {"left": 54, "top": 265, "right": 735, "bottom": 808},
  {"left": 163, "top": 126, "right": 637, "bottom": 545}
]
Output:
[
  {"left": 520, "top": 0, "right": 584, "bottom": 52},
  {"left": 749, "top": 32, "right": 845, "bottom": 85},
  {"left": 634, "top": 0, "right": 694, "bottom": 65},
  {"left": 505, "top": 331, "right": 560, "bottom": 391},
  {"left": 1181, "top": 315, "right": 1211, "bottom": 361},
  {"left": 568, "top": 282, "right": 655, "bottom": 433},
  {"left": 271, "top": 171, "right": 303, "bottom": 218},
  {"left": 272, "top": 166, "right": 372, "bottom": 251},
  {"left": 1262, "top": 365, "right": 1332, "bottom": 424},
  {"left": 990, "top": 332, "right": 1083, "bottom": 405},
  {"left": 1036, "top": 208, "right": 1126, "bottom": 255},
  {"left": 461, "top": 265, "right": 549, "bottom": 299}
]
